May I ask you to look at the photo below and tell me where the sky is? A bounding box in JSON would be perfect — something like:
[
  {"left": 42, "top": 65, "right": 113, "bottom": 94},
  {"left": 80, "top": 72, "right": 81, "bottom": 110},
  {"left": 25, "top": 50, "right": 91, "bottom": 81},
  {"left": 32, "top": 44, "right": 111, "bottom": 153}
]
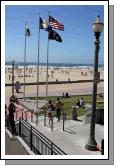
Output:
[{"left": 5, "top": 5, "right": 104, "bottom": 65}]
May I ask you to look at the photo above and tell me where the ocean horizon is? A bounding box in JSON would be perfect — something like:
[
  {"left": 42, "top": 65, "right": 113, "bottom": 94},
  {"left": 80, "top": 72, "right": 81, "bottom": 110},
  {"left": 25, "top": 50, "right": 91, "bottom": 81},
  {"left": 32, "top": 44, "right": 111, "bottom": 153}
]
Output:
[{"left": 5, "top": 61, "right": 104, "bottom": 68}]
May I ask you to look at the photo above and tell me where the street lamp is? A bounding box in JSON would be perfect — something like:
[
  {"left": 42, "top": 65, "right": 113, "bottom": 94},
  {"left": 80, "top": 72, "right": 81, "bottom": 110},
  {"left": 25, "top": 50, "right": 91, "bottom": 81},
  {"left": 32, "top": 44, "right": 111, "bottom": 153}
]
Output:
[
  {"left": 85, "top": 16, "right": 104, "bottom": 151},
  {"left": 12, "top": 59, "right": 15, "bottom": 95}
]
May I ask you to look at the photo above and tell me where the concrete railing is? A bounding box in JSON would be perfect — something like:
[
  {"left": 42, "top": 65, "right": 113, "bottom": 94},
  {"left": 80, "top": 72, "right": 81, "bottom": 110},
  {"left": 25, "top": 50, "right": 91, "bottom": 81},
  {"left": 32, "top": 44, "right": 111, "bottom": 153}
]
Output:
[{"left": 5, "top": 79, "right": 104, "bottom": 86}]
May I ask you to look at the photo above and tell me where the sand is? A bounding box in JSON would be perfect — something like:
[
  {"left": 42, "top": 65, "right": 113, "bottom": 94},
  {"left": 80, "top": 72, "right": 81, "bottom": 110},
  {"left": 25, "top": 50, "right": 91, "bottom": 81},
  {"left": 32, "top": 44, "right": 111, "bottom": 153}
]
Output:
[
  {"left": 5, "top": 66, "right": 104, "bottom": 83},
  {"left": 5, "top": 67, "right": 104, "bottom": 99}
]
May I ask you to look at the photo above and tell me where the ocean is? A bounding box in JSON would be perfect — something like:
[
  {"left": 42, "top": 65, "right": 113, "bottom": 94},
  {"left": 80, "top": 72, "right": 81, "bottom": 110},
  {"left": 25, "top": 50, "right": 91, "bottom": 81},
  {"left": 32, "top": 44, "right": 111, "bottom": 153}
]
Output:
[{"left": 5, "top": 61, "right": 104, "bottom": 69}]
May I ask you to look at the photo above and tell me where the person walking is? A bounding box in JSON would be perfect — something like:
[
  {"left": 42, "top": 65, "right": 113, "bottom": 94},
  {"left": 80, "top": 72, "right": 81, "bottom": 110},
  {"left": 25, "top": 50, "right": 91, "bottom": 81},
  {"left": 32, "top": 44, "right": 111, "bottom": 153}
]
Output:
[
  {"left": 47, "top": 100, "right": 54, "bottom": 125},
  {"left": 55, "top": 97, "right": 63, "bottom": 122},
  {"left": 8, "top": 102, "right": 17, "bottom": 136}
]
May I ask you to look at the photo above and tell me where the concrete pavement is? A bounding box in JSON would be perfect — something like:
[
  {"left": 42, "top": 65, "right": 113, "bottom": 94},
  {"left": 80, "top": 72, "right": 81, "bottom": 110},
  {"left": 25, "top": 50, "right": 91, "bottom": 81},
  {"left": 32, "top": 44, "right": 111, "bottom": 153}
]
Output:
[
  {"left": 27, "top": 116, "right": 104, "bottom": 155},
  {"left": 5, "top": 83, "right": 104, "bottom": 155}
]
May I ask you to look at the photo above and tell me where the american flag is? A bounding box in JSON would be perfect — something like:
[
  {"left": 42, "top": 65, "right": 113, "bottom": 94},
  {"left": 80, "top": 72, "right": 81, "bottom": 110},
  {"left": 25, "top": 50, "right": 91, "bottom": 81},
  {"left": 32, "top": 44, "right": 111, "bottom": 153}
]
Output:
[{"left": 49, "top": 16, "right": 64, "bottom": 31}]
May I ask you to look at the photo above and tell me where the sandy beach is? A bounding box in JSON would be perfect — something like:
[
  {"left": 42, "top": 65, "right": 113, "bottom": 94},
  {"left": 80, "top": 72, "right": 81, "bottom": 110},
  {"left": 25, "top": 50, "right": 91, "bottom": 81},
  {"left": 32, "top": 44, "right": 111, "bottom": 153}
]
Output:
[
  {"left": 5, "top": 66, "right": 104, "bottom": 83},
  {"left": 5, "top": 66, "right": 104, "bottom": 100}
]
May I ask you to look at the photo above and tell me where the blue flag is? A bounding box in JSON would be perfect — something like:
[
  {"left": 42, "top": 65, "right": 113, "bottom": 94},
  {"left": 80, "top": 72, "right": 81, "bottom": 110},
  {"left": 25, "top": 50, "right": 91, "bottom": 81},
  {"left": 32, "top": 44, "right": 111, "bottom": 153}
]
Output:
[
  {"left": 40, "top": 17, "right": 52, "bottom": 31},
  {"left": 40, "top": 17, "right": 48, "bottom": 30}
]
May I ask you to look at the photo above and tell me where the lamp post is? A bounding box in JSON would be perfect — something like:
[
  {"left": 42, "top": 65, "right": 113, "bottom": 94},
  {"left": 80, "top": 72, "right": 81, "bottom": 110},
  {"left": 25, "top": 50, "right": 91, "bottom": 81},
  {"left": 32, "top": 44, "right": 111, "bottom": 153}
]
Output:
[
  {"left": 12, "top": 59, "right": 15, "bottom": 95},
  {"left": 85, "top": 16, "right": 104, "bottom": 151}
]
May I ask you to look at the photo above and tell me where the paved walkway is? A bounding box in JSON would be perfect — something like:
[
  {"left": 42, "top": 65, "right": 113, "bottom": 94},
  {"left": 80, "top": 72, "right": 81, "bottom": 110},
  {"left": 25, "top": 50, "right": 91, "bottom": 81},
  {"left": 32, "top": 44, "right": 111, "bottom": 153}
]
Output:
[
  {"left": 6, "top": 100, "right": 104, "bottom": 155},
  {"left": 27, "top": 116, "right": 104, "bottom": 155},
  {"left": 5, "top": 85, "right": 104, "bottom": 155}
]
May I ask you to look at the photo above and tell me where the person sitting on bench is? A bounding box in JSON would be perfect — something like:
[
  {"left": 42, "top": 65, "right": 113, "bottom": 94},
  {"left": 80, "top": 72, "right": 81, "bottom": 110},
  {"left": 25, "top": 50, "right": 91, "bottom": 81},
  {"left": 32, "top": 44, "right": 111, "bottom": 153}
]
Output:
[{"left": 80, "top": 97, "right": 85, "bottom": 107}]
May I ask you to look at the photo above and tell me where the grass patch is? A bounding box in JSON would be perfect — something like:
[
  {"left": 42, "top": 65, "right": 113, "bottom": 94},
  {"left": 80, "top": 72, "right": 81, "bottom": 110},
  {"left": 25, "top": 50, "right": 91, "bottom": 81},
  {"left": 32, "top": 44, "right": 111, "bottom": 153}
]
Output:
[{"left": 29, "top": 94, "right": 104, "bottom": 118}]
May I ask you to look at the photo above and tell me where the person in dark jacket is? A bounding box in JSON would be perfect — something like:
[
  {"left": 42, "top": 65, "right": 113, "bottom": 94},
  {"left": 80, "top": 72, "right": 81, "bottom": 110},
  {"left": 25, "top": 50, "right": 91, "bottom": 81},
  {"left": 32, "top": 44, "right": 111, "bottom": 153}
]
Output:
[
  {"left": 55, "top": 97, "right": 63, "bottom": 122},
  {"left": 8, "top": 102, "right": 17, "bottom": 135}
]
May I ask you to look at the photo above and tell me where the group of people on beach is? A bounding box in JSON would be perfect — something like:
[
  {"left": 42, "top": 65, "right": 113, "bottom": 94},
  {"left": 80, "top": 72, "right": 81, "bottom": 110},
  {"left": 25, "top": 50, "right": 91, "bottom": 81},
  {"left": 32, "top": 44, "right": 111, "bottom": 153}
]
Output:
[{"left": 62, "top": 92, "right": 70, "bottom": 98}]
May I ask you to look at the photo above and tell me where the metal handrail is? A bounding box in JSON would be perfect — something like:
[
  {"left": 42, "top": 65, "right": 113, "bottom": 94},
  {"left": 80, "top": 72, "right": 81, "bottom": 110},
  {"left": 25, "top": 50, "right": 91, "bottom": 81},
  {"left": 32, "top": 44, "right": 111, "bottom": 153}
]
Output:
[{"left": 15, "top": 119, "right": 67, "bottom": 155}]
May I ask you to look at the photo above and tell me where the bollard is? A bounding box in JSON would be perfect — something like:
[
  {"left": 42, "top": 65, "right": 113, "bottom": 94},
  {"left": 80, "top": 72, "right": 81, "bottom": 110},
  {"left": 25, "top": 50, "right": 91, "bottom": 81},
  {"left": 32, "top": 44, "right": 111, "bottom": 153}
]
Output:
[
  {"left": 31, "top": 110, "right": 34, "bottom": 122},
  {"left": 51, "top": 143, "right": 53, "bottom": 155},
  {"left": 19, "top": 117, "right": 22, "bottom": 136},
  {"left": 35, "top": 109, "right": 39, "bottom": 126},
  {"left": 64, "top": 112, "right": 67, "bottom": 121},
  {"left": 25, "top": 111, "right": 27, "bottom": 122},
  {"left": 36, "top": 115, "right": 38, "bottom": 126},
  {"left": 44, "top": 107, "right": 46, "bottom": 126},
  {"left": 51, "top": 118, "right": 53, "bottom": 131},
  {"left": 62, "top": 111, "right": 65, "bottom": 131},
  {"left": 30, "top": 126, "right": 33, "bottom": 151},
  {"left": 22, "top": 109, "right": 24, "bottom": 120}
]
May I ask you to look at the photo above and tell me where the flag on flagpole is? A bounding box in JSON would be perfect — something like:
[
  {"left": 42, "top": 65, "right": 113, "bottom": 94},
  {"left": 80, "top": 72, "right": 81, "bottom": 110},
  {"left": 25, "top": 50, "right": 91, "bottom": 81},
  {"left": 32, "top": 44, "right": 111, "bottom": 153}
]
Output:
[
  {"left": 25, "top": 26, "right": 31, "bottom": 36},
  {"left": 39, "top": 17, "right": 50, "bottom": 30},
  {"left": 49, "top": 16, "right": 64, "bottom": 31},
  {"left": 48, "top": 29, "right": 62, "bottom": 42}
]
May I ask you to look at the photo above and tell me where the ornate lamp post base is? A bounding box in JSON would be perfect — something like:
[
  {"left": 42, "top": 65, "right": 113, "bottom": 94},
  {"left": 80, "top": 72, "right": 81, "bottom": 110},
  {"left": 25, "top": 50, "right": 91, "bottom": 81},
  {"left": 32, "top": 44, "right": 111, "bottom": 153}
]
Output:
[
  {"left": 85, "top": 138, "right": 98, "bottom": 151},
  {"left": 85, "top": 144, "right": 98, "bottom": 151}
]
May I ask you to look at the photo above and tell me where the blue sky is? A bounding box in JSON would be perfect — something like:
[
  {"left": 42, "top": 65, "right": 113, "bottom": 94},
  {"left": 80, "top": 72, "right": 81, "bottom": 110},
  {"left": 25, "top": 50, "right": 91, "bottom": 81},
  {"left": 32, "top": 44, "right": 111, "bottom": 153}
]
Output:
[{"left": 5, "top": 5, "right": 104, "bottom": 64}]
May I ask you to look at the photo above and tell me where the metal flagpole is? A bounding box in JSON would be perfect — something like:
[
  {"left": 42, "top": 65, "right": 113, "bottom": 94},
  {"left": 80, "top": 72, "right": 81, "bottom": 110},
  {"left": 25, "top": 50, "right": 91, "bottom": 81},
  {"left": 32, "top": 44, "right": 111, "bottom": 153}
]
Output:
[
  {"left": 46, "top": 34, "right": 49, "bottom": 103},
  {"left": 37, "top": 14, "right": 41, "bottom": 108},
  {"left": 46, "top": 35, "right": 49, "bottom": 102},
  {"left": 12, "top": 59, "right": 15, "bottom": 95},
  {"left": 45, "top": 11, "right": 50, "bottom": 103},
  {"left": 24, "top": 22, "right": 27, "bottom": 101}
]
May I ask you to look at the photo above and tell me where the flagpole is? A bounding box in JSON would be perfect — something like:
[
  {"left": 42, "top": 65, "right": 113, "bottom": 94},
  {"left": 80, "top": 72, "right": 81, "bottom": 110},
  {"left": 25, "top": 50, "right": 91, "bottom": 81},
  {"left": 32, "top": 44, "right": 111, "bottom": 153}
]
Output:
[
  {"left": 37, "top": 14, "right": 41, "bottom": 108},
  {"left": 46, "top": 11, "right": 50, "bottom": 103},
  {"left": 46, "top": 33, "right": 49, "bottom": 103},
  {"left": 24, "top": 22, "right": 27, "bottom": 101}
]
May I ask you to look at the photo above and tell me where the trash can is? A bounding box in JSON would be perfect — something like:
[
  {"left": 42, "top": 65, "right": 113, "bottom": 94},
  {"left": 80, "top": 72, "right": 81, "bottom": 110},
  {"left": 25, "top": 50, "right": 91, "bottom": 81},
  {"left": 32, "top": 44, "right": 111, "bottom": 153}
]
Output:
[
  {"left": 72, "top": 105, "right": 78, "bottom": 120},
  {"left": 15, "top": 81, "right": 21, "bottom": 93},
  {"left": 96, "top": 109, "right": 100, "bottom": 124},
  {"left": 99, "top": 109, "right": 104, "bottom": 125}
]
